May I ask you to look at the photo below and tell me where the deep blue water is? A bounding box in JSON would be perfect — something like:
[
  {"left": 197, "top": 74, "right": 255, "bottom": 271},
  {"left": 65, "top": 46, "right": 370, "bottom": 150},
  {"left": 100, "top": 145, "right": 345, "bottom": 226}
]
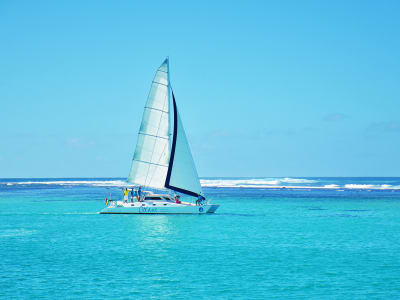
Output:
[{"left": 1, "top": 177, "right": 400, "bottom": 299}]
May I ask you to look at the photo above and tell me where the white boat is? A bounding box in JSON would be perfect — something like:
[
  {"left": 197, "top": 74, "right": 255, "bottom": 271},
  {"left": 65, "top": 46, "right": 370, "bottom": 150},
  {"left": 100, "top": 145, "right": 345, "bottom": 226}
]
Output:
[
  {"left": 100, "top": 192, "right": 219, "bottom": 214},
  {"left": 100, "top": 58, "right": 219, "bottom": 214}
]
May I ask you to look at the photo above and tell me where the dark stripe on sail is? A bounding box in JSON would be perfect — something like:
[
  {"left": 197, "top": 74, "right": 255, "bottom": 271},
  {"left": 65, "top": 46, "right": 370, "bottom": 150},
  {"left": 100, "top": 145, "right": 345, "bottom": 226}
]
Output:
[{"left": 165, "top": 91, "right": 199, "bottom": 198}]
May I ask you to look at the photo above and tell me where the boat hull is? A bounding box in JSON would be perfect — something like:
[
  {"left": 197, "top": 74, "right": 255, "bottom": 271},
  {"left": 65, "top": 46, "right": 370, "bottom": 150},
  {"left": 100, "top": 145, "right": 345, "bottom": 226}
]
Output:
[{"left": 99, "top": 203, "right": 219, "bottom": 214}]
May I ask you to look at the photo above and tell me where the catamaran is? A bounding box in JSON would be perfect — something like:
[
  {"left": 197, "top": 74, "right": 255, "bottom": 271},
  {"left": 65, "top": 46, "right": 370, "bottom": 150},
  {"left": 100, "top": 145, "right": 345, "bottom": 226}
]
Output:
[{"left": 100, "top": 58, "right": 219, "bottom": 214}]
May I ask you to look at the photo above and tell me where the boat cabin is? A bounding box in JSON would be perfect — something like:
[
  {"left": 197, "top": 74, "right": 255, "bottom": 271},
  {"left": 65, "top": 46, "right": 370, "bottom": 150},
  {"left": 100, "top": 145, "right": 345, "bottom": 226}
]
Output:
[{"left": 142, "top": 194, "right": 174, "bottom": 202}]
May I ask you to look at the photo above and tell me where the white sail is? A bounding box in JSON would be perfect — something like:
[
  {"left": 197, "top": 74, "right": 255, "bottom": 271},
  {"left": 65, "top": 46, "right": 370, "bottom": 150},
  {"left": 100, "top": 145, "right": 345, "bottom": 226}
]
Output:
[
  {"left": 127, "top": 59, "right": 170, "bottom": 189},
  {"left": 165, "top": 92, "right": 203, "bottom": 197}
]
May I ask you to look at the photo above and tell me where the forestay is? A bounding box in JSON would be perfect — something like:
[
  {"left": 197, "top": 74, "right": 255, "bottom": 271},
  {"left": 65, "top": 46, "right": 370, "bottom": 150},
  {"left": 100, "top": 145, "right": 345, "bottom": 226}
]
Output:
[{"left": 127, "top": 59, "right": 170, "bottom": 189}]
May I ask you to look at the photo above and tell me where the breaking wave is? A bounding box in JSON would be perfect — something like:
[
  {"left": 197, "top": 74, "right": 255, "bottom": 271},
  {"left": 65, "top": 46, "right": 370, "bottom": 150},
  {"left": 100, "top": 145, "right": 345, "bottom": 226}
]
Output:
[{"left": 344, "top": 184, "right": 398, "bottom": 190}]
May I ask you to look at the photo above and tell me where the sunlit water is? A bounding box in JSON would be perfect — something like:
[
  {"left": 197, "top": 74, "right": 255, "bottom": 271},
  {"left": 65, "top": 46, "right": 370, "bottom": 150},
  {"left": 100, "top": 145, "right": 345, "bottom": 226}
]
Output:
[{"left": 1, "top": 178, "right": 400, "bottom": 299}]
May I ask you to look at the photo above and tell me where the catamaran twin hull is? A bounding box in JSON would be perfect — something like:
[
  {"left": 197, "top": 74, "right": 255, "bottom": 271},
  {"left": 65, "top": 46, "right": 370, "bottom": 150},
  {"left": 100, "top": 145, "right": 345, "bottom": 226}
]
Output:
[
  {"left": 100, "top": 58, "right": 219, "bottom": 214},
  {"left": 100, "top": 202, "right": 219, "bottom": 214}
]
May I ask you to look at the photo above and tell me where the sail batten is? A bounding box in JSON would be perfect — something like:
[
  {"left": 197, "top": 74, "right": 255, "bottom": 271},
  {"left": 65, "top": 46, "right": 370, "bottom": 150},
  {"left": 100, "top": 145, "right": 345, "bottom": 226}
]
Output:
[
  {"left": 134, "top": 159, "right": 168, "bottom": 167},
  {"left": 144, "top": 107, "right": 168, "bottom": 113},
  {"left": 153, "top": 81, "right": 168, "bottom": 87},
  {"left": 139, "top": 132, "right": 169, "bottom": 140}
]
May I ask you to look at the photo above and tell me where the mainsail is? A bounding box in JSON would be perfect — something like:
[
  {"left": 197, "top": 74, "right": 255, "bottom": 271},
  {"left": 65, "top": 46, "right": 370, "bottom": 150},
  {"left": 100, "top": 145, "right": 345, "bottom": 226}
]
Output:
[
  {"left": 128, "top": 58, "right": 203, "bottom": 198},
  {"left": 127, "top": 59, "right": 170, "bottom": 189}
]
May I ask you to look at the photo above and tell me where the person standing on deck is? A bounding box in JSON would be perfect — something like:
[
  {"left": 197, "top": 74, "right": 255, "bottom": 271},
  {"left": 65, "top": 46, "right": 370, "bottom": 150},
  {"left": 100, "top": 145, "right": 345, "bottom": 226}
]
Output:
[
  {"left": 123, "top": 188, "right": 129, "bottom": 202},
  {"left": 136, "top": 186, "right": 142, "bottom": 202},
  {"left": 196, "top": 194, "right": 205, "bottom": 206},
  {"left": 130, "top": 188, "right": 135, "bottom": 202}
]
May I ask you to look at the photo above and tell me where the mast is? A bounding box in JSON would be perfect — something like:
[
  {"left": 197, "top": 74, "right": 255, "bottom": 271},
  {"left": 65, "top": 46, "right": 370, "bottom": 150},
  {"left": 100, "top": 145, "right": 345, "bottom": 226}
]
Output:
[{"left": 167, "top": 57, "right": 171, "bottom": 160}]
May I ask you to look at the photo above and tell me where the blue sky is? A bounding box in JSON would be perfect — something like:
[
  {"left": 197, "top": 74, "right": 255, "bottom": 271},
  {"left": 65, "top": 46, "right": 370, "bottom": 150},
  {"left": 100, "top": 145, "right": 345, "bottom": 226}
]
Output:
[{"left": 1, "top": 0, "right": 399, "bottom": 178}]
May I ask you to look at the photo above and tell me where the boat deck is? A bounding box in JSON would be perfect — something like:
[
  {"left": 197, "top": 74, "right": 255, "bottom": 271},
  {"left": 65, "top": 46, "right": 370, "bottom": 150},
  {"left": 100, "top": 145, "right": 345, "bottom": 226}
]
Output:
[{"left": 100, "top": 200, "right": 219, "bottom": 214}]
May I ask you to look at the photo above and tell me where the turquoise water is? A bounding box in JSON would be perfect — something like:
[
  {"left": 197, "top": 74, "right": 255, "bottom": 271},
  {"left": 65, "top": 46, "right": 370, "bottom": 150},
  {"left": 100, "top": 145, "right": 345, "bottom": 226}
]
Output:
[{"left": 1, "top": 178, "right": 400, "bottom": 299}]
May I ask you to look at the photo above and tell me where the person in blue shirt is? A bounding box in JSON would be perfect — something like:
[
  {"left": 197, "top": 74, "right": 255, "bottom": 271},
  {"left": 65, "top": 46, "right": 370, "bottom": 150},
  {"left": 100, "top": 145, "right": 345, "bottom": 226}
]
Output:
[
  {"left": 136, "top": 186, "right": 142, "bottom": 201},
  {"left": 196, "top": 194, "right": 205, "bottom": 206},
  {"left": 130, "top": 188, "right": 135, "bottom": 202}
]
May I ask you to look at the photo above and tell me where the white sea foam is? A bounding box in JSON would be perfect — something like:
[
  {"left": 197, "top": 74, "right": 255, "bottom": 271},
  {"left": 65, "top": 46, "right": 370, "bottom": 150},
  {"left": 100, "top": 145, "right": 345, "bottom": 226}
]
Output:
[
  {"left": 200, "top": 178, "right": 280, "bottom": 187},
  {"left": 200, "top": 178, "right": 317, "bottom": 188},
  {"left": 344, "top": 184, "right": 400, "bottom": 190},
  {"left": 344, "top": 184, "right": 375, "bottom": 189},
  {"left": 323, "top": 184, "right": 340, "bottom": 189},
  {"left": 280, "top": 178, "right": 317, "bottom": 184},
  {"left": 381, "top": 184, "right": 393, "bottom": 189}
]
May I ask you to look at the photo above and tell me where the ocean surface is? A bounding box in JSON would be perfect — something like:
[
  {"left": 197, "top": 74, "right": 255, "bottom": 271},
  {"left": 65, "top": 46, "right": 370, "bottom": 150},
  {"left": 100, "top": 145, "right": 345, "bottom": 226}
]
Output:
[{"left": 1, "top": 177, "right": 400, "bottom": 299}]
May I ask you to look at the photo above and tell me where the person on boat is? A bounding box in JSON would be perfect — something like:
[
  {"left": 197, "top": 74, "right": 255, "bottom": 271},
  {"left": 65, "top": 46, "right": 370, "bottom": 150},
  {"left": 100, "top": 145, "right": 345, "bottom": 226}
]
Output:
[
  {"left": 175, "top": 194, "right": 181, "bottom": 204},
  {"left": 135, "top": 189, "right": 139, "bottom": 201},
  {"left": 123, "top": 188, "right": 129, "bottom": 202},
  {"left": 130, "top": 188, "right": 135, "bottom": 202},
  {"left": 196, "top": 194, "right": 205, "bottom": 206},
  {"left": 136, "top": 186, "right": 142, "bottom": 202}
]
